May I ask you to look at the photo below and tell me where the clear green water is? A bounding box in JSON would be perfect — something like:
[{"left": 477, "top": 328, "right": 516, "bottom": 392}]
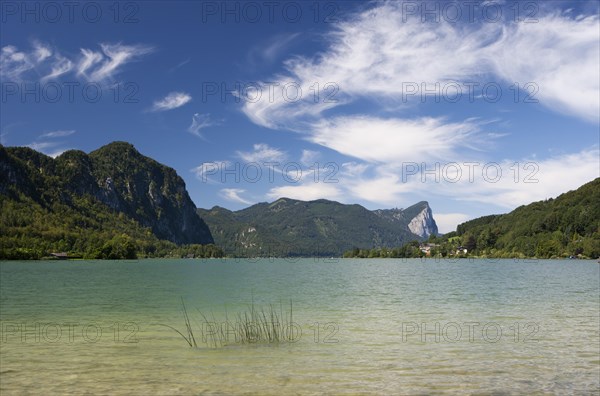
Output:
[{"left": 1, "top": 258, "right": 598, "bottom": 395}]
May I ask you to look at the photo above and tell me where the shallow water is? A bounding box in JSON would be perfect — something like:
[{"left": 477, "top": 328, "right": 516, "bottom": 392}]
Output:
[{"left": 1, "top": 258, "right": 598, "bottom": 395}]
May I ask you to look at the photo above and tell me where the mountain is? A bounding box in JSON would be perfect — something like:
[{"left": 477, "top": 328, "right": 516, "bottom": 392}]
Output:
[
  {"left": 447, "top": 178, "right": 600, "bottom": 258},
  {"left": 1, "top": 142, "right": 218, "bottom": 259},
  {"left": 197, "top": 199, "right": 439, "bottom": 257},
  {"left": 374, "top": 201, "right": 438, "bottom": 238}
]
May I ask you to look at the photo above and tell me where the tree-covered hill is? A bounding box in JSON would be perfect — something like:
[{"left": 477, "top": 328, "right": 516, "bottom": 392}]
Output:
[
  {"left": 450, "top": 178, "right": 600, "bottom": 258},
  {"left": 345, "top": 178, "right": 600, "bottom": 259},
  {"left": 0, "top": 143, "right": 221, "bottom": 259},
  {"left": 198, "top": 199, "right": 438, "bottom": 257}
]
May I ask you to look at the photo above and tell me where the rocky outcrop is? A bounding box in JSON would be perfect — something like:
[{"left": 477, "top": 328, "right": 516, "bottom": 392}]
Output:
[{"left": 407, "top": 203, "right": 438, "bottom": 238}]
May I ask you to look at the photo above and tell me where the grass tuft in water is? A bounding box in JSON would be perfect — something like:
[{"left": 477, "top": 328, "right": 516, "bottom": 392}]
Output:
[{"left": 158, "top": 298, "right": 296, "bottom": 348}]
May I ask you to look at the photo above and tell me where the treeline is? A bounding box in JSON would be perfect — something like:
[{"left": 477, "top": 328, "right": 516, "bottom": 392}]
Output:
[
  {"left": 0, "top": 195, "right": 223, "bottom": 260},
  {"left": 343, "top": 241, "right": 426, "bottom": 258}
]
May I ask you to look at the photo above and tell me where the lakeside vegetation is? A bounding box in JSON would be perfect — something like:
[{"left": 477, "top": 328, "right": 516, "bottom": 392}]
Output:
[{"left": 0, "top": 196, "right": 223, "bottom": 260}]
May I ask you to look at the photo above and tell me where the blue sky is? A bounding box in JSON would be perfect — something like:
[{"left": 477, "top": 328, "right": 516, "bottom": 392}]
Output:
[{"left": 1, "top": 0, "right": 599, "bottom": 233}]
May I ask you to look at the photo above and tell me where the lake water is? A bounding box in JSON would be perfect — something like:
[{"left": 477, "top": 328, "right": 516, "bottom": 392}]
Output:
[{"left": 1, "top": 259, "right": 598, "bottom": 395}]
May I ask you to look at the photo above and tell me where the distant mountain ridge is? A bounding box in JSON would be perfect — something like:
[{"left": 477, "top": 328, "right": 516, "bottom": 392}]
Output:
[{"left": 198, "top": 199, "right": 439, "bottom": 257}]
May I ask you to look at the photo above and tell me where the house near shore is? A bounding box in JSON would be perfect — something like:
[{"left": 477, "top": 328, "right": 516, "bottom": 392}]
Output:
[
  {"left": 456, "top": 246, "right": 468, "bottom": 255},
  {"left": 419, "top": 243, "right": 440, "bottom": 256}
]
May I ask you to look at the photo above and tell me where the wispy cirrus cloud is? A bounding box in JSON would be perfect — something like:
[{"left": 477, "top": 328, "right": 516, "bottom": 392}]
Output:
[
  {"left": 191, "top": 161, "right": 230, "bottom": 183},
  {"left": 26, "top": 141, "right": 68, "bottom": 158},
  {"left": 41, "top": 55, "right": 73, "bottom": 81},
  {"left": 151, "top": 92, "right": 192, "bottom": 112},
  {"left": 1, "top": 41, "right": 153, "bottom": 83},
  {"left": 236, "top": 143, "right": 287, "bottom": 163},
  {"left": 488, "top": 13, "right": 600, "bottom": 122},
  {"left": 39, "top": 130, "right": 76, "bottom": 138},
  {"left": 188, "top": 113, "right": 218, "bottom": 137},
  {"left": 25, "top": 129, "right": 77, "bottom": 158},
  {"left": 242, "top": 2, "right": 599, "bottom": 128},
  {"left": 87, "top": 43, "right": 152, "bottom": 81},
  {"left": 309, "top": 116, "right": 487, "bottom": 164},
  {"left": 220, "top": 188, "right": 253, "bottom": 205}
]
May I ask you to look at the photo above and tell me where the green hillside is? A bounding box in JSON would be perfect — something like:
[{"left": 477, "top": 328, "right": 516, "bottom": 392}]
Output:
[
  {"left": 198, "top": 199, "right": 437, "bottom": 257},
  {"left": 345, "top": 178, "right": 600, "bottom": 259},
  {"left": 0, "top": 143, "right": 221, "bottom": 260},
  {"left": 451, "top": 178, "right": 600, "bottom": 258}
]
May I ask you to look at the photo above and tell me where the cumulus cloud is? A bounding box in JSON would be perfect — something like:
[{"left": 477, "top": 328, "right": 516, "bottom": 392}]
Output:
[{"left": 151, "top": 92, "right": 192, "bottom": 112}]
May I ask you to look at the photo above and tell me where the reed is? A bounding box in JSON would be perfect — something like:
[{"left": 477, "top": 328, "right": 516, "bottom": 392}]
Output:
[{"left": 159, "top": 298, "right": 295, "bottom": 348}]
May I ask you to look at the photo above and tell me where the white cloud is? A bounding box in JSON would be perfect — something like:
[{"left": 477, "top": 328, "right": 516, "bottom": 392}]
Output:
[
  {"left": 89, "top": 43, "right": 153, "bottom": 82},
  {"left": 488, "top": 13, "right": 600, "bottom": 122},
  {"left": 266, "top": 183, "right": 343, "bottom": 202},
  {"left": 191, "top": 161, "right": 230, "bottom": 183},
  {"left": 188, "top": 113, "right": 217, "bottom": 137},
  {"left": 32, "top": 41, "right": 51, "bottom": 62},
  {"left": 236, "top": 143, "right": 286, "bottom": 163},
  {"left": 310, "top": 116, "right": 485, "bottom": 164},
  {"left": 0, "top": 45, "right": 35, "bottom": 80},
  {"left": 220, "top": 188, "right": 253, "bottom": 205},
  {"left": 40, "top": 130, "right": 76, "bottom": 138},
  {"left": 26, "top": 141, "right": 69, "bottom": 158},
  {"left": 27, "top": 141, "right": 58, "bottom": 152},
  {"left": 241, "top": 2, "right": 599, "bottom": 142},
  {"left": 1, "top": 41, "right": 152, "bottom": 83},
  {"left": 41, "top": 54, "right": 73, "bottom": 81},
  {"left": 434, "top": 213, "right": 473, "bottom": 234},
  {"left": 151, "top": 92, "right": 192, "bottom": 112},
  {"left": 251, "top": 33, "right": 301, "bottom": 65},
  {"left": 444, "top": 149, "right": 600, "bottom": 208},
  {"left": 77, "top": 48, "right": 104, "bottom": 79},
  {"left": 300, "top": 149, "right": 320, "bottom": 165}
]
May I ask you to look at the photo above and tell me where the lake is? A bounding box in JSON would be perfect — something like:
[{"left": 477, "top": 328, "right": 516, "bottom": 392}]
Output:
[{"left": 1, "top": 258, "right": 598, "bottom": 395}]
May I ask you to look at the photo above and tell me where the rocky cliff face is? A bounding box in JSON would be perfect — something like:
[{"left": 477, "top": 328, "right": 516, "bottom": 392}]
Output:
[
  {"left": 407, "top": 203, "right": 438, "bottom": 238},
  {"left": 374, "top": 201, "right": 439, "bottom": 239},
  {"left": 1, "top": 142, "right": 214, "bottom": 245}
]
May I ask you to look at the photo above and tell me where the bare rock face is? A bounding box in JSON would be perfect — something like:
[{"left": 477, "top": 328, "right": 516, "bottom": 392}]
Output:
[{"left": 407, "top": 203, "right": 439, "bottom": 238}]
